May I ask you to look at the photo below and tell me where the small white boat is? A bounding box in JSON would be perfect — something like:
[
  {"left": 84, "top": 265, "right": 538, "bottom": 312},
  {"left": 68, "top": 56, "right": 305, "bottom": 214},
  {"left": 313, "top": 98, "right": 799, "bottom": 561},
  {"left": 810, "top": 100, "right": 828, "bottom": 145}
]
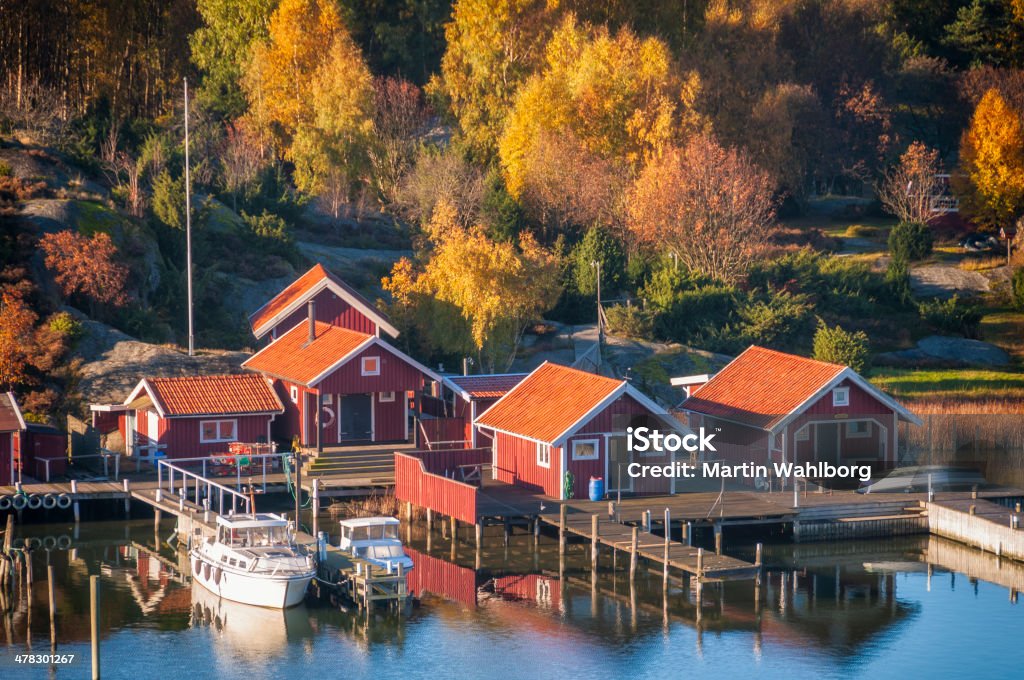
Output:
[
  {"left": 338, "top": 516, "right": 414, "bottom": 573},
  {"left": 190, "top": 513, "right": 315, "bottom": 609}
]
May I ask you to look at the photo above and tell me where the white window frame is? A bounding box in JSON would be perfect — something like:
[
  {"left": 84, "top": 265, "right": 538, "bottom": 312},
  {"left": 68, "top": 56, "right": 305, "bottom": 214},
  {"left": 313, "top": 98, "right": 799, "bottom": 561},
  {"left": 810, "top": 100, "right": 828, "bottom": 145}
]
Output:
[
  {"left": 795, "top": 426, "right": 810, "bottom": 442},
  {"left": 290, "top": 386, "right": 299, "bottom": 404},
  {"left": 323, "top": 394, "right": 333, "bottom": 405},
  {"left": 832, "top": 387, "right": 850, "bottom": 407},
  {"left": 361, "top": 356, "right": 381, "bottom": 376},
  {"left": 847, "top": 421, "right": 871, "bottom": 438},
  {"left": 571, "top": 438, "right": 599, "bottom": 461},
  {"left": 379, "top": 391, "right": 396, "bottom": 403},
  {"left": 200, "top": 419, "right": 238, "bottom": 444},
  {"left": 536, "top": 442, "right": 551, "bottom": 468}
]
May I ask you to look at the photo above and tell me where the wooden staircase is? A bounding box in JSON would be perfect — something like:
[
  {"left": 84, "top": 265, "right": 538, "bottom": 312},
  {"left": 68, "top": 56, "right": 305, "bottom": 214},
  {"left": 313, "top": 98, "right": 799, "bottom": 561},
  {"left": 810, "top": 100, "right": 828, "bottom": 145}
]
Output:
[{"left": 303, "top": 444, "right": 416, "bottom": 483}]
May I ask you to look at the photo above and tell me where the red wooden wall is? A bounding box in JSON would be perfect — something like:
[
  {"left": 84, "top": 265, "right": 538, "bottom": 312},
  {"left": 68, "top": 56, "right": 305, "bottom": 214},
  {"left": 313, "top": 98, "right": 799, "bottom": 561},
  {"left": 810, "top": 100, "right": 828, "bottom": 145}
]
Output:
[
  {"left": 394, "top": 452, "right": 479, "bottom": 524},
  {"left": 273, "top": 288, "right": 378, "bottom": 339},
  {"left": 493, "top": 432, "right": 562, "bottom": 498},
  {"left": 406, "top": 546, "right": 478, "bottom": 608},
  {"left": 317, "top": 345, "right": 428, "bottom": 395}
]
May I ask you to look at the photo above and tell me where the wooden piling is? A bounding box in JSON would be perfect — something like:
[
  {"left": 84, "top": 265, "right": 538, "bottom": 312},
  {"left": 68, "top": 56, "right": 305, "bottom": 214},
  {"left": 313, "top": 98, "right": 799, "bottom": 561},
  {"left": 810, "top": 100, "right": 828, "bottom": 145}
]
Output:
[
  {"left": 504, "top": 517, "right": 511, "bottom": 546},
  {"left": 450, "top": 515, "right": 457, "bottom": 542},
  {"left": 630, "top": 526, "right": 638, "bottom": 580},
  {"left": 311, "top": 479, "right": 320, "bottom": 538},
  {"left": 25, "top": 550, "right": 32, "bottom": 591},
  {"left": 475, "top": 522, "right": 483, "bottom": 550},
  {"left": 533, "top": 516, "right": 540, "bottom": 544},
  {"left": 643, "top": 510, "right": 651, "bottom": 532},
  {"left": 607, "top": 500, "right": 615, "bottom": 519},
  {"left": 663, "top": 508, "right": 670, "bottom": 587},
  {"left": 559, "top": 504, "right": 567, "bottom": 556},
  {"left": 2, "top": 514, "right": 12, "bottom": 553},
  {"left": 591, "top": 514, "right": 599, "bottom": 569},
  {"left": 755, "top": 542, "right": 763, "bottom": 567},
  {"left": 714, "top": 523, "right": 723, "bottom": 555},
  {"left": 48, "top": 565, "right": 56, "bottom": 648},
  {"left": 90, "top": 575, "right": 100, "bottom": 680},
  {"left": 696, "top": 547, "right": 704, "bottom": 580},
  {"left": 426, "top": 508, "right": 433, "bottom": 531},
  {"left": 684, "top": 521, "right": 692, "bottom": 546}
]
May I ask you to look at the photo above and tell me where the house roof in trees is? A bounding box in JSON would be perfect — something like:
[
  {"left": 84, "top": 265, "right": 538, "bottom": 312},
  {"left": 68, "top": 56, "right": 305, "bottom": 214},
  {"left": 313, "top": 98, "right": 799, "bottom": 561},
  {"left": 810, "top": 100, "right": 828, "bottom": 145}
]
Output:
[
  {"left": 0, "top": 392, "right": 27, "bottom": 432},
  {"left": 243, "top": 320, "right": 440, "bottom": 388},
  {"left": 681, "top": 346, "right": 920, "bottom": 432},
  {"left": 443, "top": 373, "right": 529, "bottom": 401},
  {"left": 122, "top": 374, "right": 284, "bottom": 418},
  {"left": 475, "top": 362, "right": 682, "bottom": 445},
  {"left": 248, "top": 263, "right": 399, "bottom": 339}
]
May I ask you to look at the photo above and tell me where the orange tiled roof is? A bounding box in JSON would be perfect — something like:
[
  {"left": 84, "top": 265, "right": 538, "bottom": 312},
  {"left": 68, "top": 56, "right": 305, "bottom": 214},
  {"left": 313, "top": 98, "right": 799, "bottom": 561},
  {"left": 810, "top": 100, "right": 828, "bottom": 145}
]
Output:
[
  {"left": 682, "top": 346, "right": 846, "bottom": 430},
  {"left": 475, "top": 363, "right": 624, "bottom": 444},
  {"left": 145, "top": 374, "right": 283, "bottom": 417},
  {"left": 242, "top": 321, "right": 373, "bottom": 386},
  {"left": 446, "top": 374, "right": 528, "bottom": 400},
  {"left": 248, "top": 263, "right": 393, "bottom": 336}
]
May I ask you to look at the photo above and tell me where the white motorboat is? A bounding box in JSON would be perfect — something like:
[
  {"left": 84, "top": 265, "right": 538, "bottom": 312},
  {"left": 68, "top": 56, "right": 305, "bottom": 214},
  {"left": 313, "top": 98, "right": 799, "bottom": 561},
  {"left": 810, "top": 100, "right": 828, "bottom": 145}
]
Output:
[
  {"left": 338, "top": 516, "right": 414, "bottom": 573},
  {"left": 190, "top": 513, "right": 315, "bottom": 609}
]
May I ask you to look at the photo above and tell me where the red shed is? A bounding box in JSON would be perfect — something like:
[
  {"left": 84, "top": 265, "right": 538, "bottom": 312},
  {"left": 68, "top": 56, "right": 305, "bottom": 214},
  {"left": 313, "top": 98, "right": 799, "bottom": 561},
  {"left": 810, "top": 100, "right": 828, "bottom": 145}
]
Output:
[
  {"left": 475, "top": 362, "right": 688, "bottom": 500},
  {"left": 439, "top": 373, "right": 528, "bottom": 448},
  {"left": 242, "top": 317, "right": 440, "bottom": 448},
  {"left": 678, "top": 346, "right": 921, "bottom": 485},
  {"left": 111, "top": 374, "right": 284, "bottom": 461},
  {"left": 249, "top": 263, "right": 399, "bottom": 342},
  {"left": 0, "top": 392, "right": 26, "bottom": 485}
]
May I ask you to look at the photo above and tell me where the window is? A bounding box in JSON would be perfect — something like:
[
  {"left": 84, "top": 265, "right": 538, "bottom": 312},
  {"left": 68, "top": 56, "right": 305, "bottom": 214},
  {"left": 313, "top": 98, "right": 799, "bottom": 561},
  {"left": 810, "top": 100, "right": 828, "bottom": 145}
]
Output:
[
  {"left": 361, "top": 356, "right": 380, "bottom": 376},
  {"left": 537, "top": 443, "right": 551, "bottom": 468},
  {"left": 847, "top": 421, "right": 870, "bottom": 438},
  {"left": 832, "top": 387, "right": 850, "bottom": 407},
  {"left": 323, "top": 394, "right": 333, "bottom": 405},
  {"left": 572, "top": 439, "right": 599, "bottom": 461},
  {"left": 290, "top": 386, "right": 299, "bottom": 404},
  {"left": 795, "top": 426, "right": 810, "bottom": 442},
  {"left": 200, "top": 419, "right": 237, "bottom": 444},
  {"left": 379, "top": 391, "right": 396, "bottom": 402}
]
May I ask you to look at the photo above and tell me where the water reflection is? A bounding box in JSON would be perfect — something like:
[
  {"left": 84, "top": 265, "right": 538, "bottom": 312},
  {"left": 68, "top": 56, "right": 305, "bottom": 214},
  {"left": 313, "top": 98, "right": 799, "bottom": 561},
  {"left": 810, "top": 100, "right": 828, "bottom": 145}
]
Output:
[{"left": 0, "top": 520, "right": 1021, "bottom": 679}]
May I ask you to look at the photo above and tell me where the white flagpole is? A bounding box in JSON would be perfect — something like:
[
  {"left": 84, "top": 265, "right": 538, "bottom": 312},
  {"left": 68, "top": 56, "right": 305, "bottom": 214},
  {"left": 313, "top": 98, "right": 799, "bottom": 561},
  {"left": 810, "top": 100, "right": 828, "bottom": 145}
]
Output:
[{"left": 184, "top": 78, "right": 194, "bottom": 357}]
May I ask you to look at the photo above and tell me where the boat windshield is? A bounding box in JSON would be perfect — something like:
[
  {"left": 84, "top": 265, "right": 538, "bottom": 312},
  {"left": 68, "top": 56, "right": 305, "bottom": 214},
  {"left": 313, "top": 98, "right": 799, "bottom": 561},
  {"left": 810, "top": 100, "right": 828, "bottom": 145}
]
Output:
[
  {"left": 346, "top": 523, "right": 400, "bottom": 541},
  {"left": 355, "top": 544, "right": 404, "bottom": 559},
  {"left": 220, "top": 525, "right": 289, "bottom": 548}
]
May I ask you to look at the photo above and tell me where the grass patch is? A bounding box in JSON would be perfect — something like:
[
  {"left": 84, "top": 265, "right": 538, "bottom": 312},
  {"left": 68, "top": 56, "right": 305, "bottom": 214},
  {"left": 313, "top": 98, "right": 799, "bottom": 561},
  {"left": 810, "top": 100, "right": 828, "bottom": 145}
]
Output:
[
  {"left": 959, "top": 254, "right": 1005, "bottom": 271},
  {"left": 980, "top": 307, "right": 1024, "bottom": 359},
  {"left": 870, "top": 366, "right": 1024, "bottom": 401},
  {"left": 74, "top": 200, "right": 123, "bottom": 236},
  {"left": 843, "top": 224, "right": 882, "bottom": 239}
]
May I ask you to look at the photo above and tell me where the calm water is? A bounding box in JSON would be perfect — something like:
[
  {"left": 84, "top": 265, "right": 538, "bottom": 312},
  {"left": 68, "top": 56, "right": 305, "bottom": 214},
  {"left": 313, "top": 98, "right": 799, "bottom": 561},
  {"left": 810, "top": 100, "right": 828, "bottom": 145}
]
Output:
[{"left": 0, "top": 519, "right": 1021, "bottom": 680}]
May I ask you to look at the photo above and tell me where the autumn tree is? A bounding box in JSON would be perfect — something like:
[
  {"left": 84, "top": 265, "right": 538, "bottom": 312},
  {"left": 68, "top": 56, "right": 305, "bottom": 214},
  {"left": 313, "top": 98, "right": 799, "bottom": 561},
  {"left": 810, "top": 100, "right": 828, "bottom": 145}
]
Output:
[
  {"left": 499, "top": 15, "right": 688, "bottom": 203},
  {"left": 383, "top": 203, "right": 562, "bottom": 370},
  {"left": 0, "top": 287, "right": 35, "bottom": 390},
  {"left": 38, "top": 231, "right": 129, "bottom": 313},
  {"left": 627, "top": 133, "right": 777, "bottom": 284},
  {"left": 877, "top": 141, "right": 944, "bottom": 224},
  {"left": 957, "top": 87, "right": 1024, "bottom": 229},
  {"left": 430, "top": 0, "right": 559, "bottom": 160},
  {"left": 370, "top": 78, "right": 430, "bottom": 204},
  {"left": 244, "top": 0, "right": 375, "bottom": 215},
  {"left": 396, "top": 147, "right": 486, "bottom": 228}
]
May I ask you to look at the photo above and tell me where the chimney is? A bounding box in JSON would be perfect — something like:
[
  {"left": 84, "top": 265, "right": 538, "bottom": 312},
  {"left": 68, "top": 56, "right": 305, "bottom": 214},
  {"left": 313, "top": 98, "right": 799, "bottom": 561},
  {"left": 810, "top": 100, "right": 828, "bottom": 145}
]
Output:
[{"left": 307, "top": 300, "right": 316, "bottom": 344}]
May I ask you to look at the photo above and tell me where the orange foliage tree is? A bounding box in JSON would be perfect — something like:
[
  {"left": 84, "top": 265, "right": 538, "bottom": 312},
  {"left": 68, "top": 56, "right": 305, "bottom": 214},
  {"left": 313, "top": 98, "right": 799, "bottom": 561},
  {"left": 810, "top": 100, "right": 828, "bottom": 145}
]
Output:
[
  {"left": 0, "top": 287, "right": 36, "bottom": 390},
  {"left": 38, "top": 231, "right": 129, "bottom": 312},
  {"left": 627, "top": 133, "right": 777, "bottom": 284},
  {"left": 957, "top": 88, "right": 1024, "bottom": 230}
]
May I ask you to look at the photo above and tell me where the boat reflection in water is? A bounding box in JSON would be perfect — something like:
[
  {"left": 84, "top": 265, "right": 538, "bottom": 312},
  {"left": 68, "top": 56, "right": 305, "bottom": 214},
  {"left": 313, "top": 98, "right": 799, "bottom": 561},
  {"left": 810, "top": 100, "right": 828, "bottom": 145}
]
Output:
[{"left": 190, "top": 582, "right": 315, "bottom": 655}]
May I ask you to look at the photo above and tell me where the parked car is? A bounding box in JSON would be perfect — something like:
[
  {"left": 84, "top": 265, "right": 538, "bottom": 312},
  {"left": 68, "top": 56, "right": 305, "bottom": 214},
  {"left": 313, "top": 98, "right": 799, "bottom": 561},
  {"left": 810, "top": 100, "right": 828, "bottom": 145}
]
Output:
[
  {"left": 958, "top": 233, "right": 1000, "bottom": 252},
  {"left": 857, "top": 465, "right": 988, "bottom": 493}
]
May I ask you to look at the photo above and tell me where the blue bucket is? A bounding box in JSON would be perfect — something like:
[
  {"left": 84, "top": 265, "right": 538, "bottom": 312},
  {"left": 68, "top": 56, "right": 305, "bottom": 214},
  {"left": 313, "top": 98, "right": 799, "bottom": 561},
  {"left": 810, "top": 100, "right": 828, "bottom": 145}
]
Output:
[{"left": 588, "top": 477, "right": 605, "bottom": 502}]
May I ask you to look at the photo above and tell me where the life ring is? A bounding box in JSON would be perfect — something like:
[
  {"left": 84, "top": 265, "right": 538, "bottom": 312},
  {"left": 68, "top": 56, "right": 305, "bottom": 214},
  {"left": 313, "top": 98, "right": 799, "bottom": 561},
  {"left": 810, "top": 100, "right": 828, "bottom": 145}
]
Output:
[
  {"left": 321, "top": 405, "right": 335, "bottom": 428},
  {"left": 57, "top": 494, "right": 72, "bottom": 509},
  {"left": 0, "top": 496, "right": 10, "bottom": 510},
  {"left": 42, "top": 494, "right": 58, "bottom": 510},
  {"left": 57, "top": 535, "right": 71, "bottom": 550},
  {"left": 213, "top": 567, "right": 222, "bottom": 585},
  {"left": 27, "top": 494, "right": 43, "bottom": 510},
  {"left": 42, "top": 535, "right": 57, "bottom": 550},
  {"left": 12, "top": 494, "right": 27, "bottom": 510}
]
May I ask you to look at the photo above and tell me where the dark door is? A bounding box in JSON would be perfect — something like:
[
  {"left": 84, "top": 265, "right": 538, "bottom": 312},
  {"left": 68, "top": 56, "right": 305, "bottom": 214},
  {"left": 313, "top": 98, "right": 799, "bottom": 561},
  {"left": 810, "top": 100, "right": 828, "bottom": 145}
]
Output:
[
  {"left": 815, "top": 423, "right": 840, "bottom": 464},
  {"left": 339, "top": 394, "right": 373, "bottom": 441}
]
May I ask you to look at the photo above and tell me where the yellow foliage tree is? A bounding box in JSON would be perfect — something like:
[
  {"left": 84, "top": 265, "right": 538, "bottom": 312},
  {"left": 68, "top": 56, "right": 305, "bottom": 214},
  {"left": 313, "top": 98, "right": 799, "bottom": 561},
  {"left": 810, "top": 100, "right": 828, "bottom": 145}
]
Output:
[
  {"left": 430, "top": 0, "right": 558, "bottom": 161},
  {"left": 958, "top": 88, "right": 1024, "bottom": 230},
  {"left": 244, "top": 0, "right": 375, "bottom": 213},
  {"left": 382, "top": 205, "right": 562, "bottom": 370},
  {"left": 499, "top": 14, "right": 690, "bottom": 200}
]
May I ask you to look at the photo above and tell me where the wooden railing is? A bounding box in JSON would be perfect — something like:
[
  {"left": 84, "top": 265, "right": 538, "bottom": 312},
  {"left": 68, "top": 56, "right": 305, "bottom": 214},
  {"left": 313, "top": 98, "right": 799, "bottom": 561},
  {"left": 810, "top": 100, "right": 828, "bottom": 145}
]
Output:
[{"left": 395, "top": 449, "right": 489, "bottom": 525}]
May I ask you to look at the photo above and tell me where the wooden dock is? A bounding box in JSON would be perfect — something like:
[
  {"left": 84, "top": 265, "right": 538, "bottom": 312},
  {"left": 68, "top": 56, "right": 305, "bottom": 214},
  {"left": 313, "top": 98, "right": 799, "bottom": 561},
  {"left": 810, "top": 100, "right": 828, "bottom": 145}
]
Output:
[{"left": 928, "top": 497, "right": 1024, "bottom": 561}]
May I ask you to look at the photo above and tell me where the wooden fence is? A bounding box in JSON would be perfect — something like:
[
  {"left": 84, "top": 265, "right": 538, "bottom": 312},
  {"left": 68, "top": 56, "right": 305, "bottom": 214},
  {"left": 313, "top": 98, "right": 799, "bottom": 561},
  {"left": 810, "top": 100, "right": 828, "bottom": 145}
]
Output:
[{"left": 394, "top": 449, "right": 491, "bottom": 525}]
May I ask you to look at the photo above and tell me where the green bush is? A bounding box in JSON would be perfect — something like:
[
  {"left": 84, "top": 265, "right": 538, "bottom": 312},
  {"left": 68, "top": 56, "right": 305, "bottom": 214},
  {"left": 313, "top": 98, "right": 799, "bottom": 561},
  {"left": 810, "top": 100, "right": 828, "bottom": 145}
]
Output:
[
  {"left": 0, "top": 160, "right": 11, "bottom": 177},
  {"left": 888, "top": 221, "right": 934, "bottom": 263},
  {"left": 604, "top": 304, "right": 655, "bottom": 339},
  {"left": 886, "top": 258, "right": 914, "bottom": 307},
  {"left": 812, "top": 319, "right": 870, "bottom": 372},
  {"left": 1012, "top": 268, "right": 1024, "bottom": 311},
  {"left": 918, "top": 295, "right": 983, "bottom": 338},
  {"left": 570, "top": 227, "right": 626, "bottom": 297},
  {"left": 48, "top": 312, "right": 84, "bottom": 345},
  {"left": 151, "top": 170, "right": 184, "bottom": 229}
]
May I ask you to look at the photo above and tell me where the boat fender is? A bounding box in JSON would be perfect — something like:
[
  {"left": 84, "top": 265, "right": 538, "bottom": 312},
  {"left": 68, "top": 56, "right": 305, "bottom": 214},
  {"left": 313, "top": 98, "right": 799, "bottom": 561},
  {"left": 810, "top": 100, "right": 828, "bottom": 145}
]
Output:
[
  {"left": 57, "top": 493, "right": 72, "bottom": 509},
  {"left": 27, "top": 494, "right": 43, "bottom": 510},
  {"left": 57, "top": 535, "right": 71, "bottom": 550},
  {"left": 203, "top": 563, "right": 211, "bottom": 580},
  {"left": 42, "top": 494, "right": 58, "bottom": 510},
  {"left": 11, "top": 494, "right": 26, "bottom": 510},
  {"left": 214, "top": 567, "right": 222, "bottom": 585},
  {"left": 194, "top": 558, "right": 202, "bottom": 576},
  {"left": 43, "top": 535, "right": 57, "bottom": 550},
  {"left": 0, "top": 496, "right": 10, "bottom": 510}
]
